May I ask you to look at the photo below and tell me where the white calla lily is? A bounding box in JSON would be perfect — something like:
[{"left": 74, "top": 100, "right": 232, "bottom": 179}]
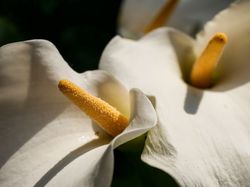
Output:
[
  {"left": 0, "top": 40, "right": 157, "bottom": 186},
  {"left": 100, "top": 0, "right": 250, "bottom": 186},
  {"left": 119, "top": 0, "right": 233, "bottom": 38}
]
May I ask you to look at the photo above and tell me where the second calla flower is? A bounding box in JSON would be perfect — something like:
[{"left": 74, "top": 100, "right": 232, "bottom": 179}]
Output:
[{"left": 100, "top": 0, "right": 250, "bottom": 186}]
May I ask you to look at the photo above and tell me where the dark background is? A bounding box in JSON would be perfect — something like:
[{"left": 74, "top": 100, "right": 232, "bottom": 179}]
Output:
[{"left": 0, "top": 0, "right": 122, "bottom": 72}]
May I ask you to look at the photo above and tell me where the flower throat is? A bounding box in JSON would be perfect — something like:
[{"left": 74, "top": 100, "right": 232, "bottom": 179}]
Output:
[{"left": 143, "top": 0, "right": 228, "bottom": 89}]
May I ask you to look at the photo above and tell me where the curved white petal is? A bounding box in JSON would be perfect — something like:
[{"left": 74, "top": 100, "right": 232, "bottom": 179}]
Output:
[
  {"left": 46, "top": 89, "right": 157, "bottom": 187},
  {"left": 0, "top": 40, "right": 156, "bottom": 186},
  {"left": 100, "top": 28, "right": 194, "bottom": 94},
  {"left": 100, "top": 28, "right": 250, "bottom": 186},
  {"left": 118, "top": 0, "right": 233, "bottom": 38},
  {"left": 195, "top": 0, "right": 250, "bottom": 91}
]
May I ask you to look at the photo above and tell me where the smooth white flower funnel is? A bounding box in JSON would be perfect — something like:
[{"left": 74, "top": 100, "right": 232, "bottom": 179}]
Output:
[
  {"left": 100, "top": 0, "right": 250, "bottom": 186},
  {"left": 0, "top": 40, "right": 157, "bottom": 186}
]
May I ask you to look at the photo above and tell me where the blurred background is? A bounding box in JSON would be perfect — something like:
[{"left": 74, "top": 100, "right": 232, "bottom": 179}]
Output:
[{"left": 0, "top": 0, "right": 122, "bottom": 72}]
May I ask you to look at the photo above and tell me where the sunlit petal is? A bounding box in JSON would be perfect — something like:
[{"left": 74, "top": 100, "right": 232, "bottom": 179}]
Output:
[
  {"left": 100, "top": 28, "right": 191, "bottom": 94},
  {"left": 0, "top": 40, "right": 156, "bottom": 186},
  {"left": 100, "top": 27, "right": 250, "bottom": 186}
]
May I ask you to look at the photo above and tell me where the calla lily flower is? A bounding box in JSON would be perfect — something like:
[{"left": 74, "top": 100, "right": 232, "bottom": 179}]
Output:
[
  {"left": 100, "top": 0, "right": 250, "bottom": 186},
  {"left": 0, "top": 40, "right": 157, "bottom": 186},
  {"left": 119, "top": 0, "right": 233, "bottom": 38}
]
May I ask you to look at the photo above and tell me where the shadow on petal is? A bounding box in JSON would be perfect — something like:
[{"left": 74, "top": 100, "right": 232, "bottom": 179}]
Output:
[
  {"left": 184, "top": 86, "right": 204, "bottom": 114},
  {"left": 168, "top": 29, "right": 196, "bottom": 83},
  {"left": 34, "top": 138, "right": 109, "bottom": 187}
]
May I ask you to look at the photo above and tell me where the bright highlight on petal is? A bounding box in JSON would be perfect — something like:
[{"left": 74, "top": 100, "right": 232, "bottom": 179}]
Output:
[
  {"left": 190, "top": 32, "right": 228, "bottom": 88},
  {"left": 144, "top": 0, "right": 179, "bottom": 34},
  {"left": 58, "top": 79, "right": 129, "bottom": 137}
]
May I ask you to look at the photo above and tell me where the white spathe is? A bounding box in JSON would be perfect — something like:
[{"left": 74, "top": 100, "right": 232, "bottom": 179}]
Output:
[
  {"left": 118, "top": 0, "right": 234, "bottom": 38},
  {"left": 0, "top": 40, "right": 157, "bottom": 187},
  {"left": 100, "top": 0, "right": 250, "bottom": 186}
]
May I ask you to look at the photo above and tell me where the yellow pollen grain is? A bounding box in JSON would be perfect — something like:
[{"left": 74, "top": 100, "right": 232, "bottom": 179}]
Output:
[
  {"left": 58, "top": 80, "right": 129, "bottom": 137},
  {"left": 190, "top": 32, "right": 228, "bottom": 88},
  {"left": 144, "top": 0, "right": 179, "bottom": 34}
]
